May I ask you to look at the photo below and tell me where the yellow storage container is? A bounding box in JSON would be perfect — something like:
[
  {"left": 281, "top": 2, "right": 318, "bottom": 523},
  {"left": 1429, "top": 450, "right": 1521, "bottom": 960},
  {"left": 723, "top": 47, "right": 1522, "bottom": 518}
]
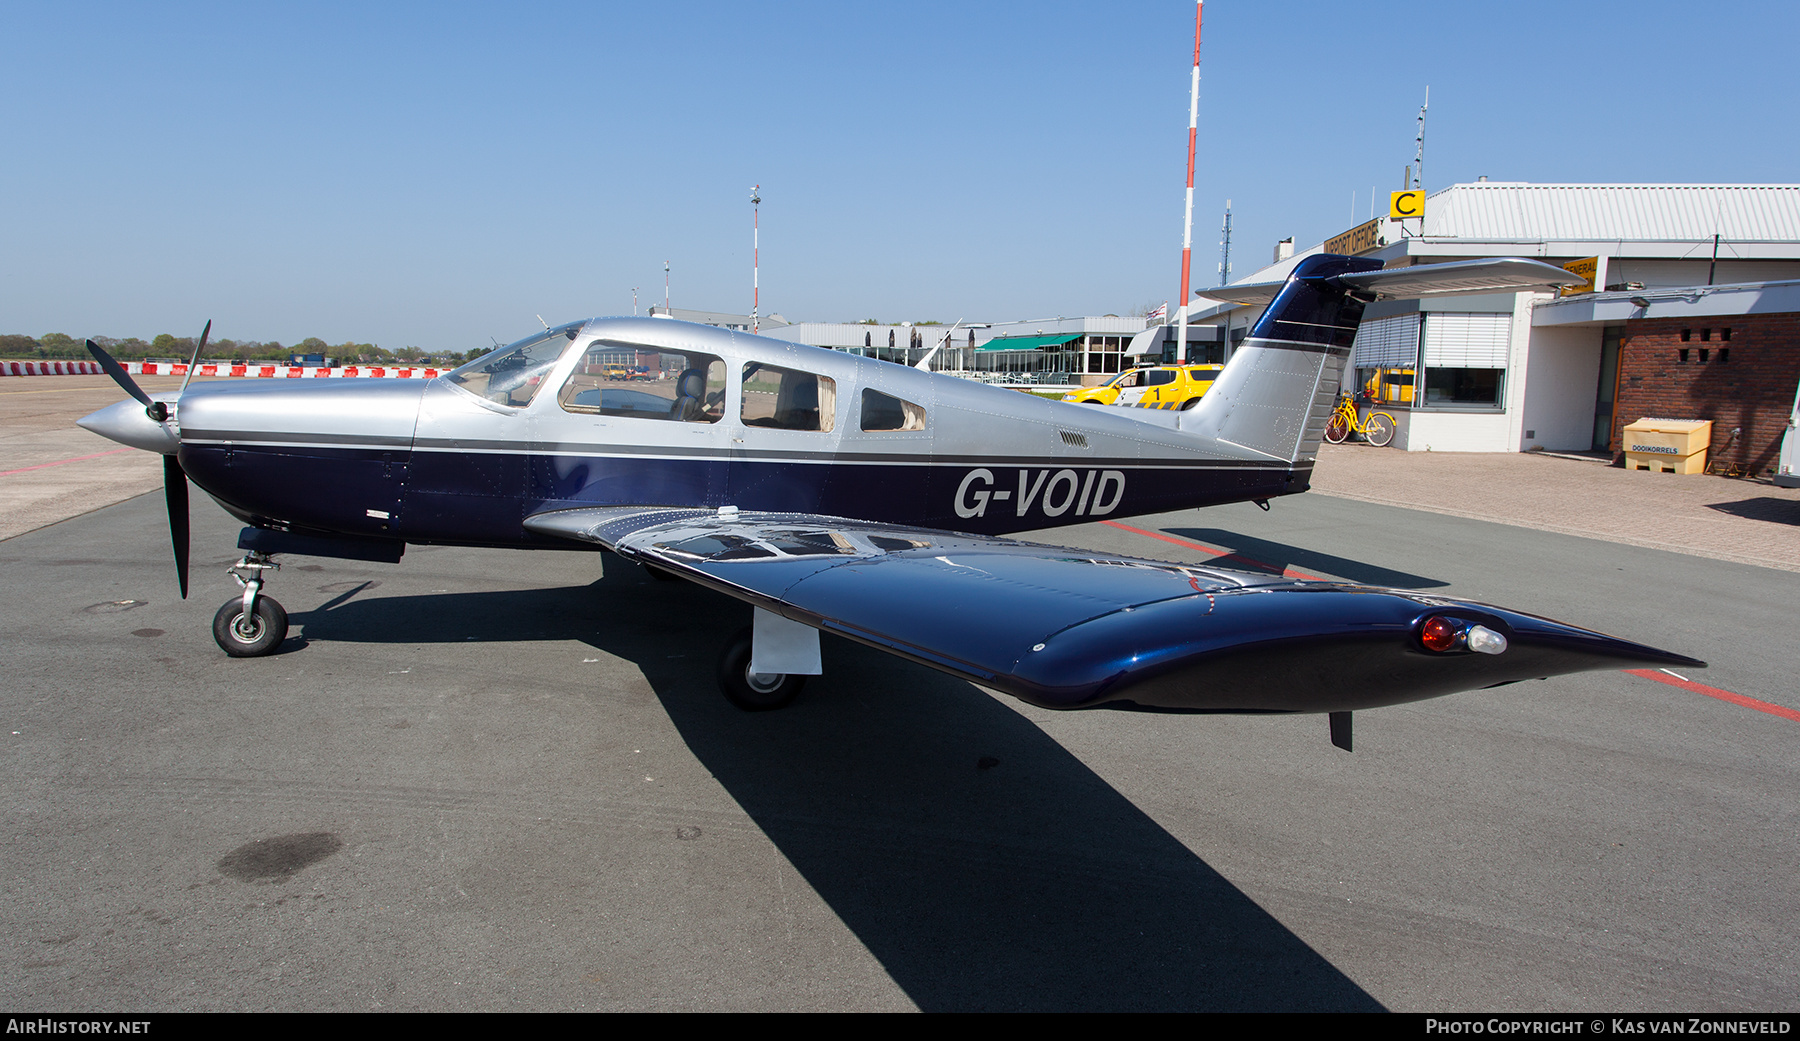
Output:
[{"left": 1623, "top": 418, "right": 1711, "bottom": 474}]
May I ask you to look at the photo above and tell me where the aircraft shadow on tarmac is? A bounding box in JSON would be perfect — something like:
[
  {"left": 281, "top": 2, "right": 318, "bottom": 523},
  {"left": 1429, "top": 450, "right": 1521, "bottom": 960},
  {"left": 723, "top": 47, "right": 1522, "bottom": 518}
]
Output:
[
  {"left": 1164, "top": 528, "right": 1447, "bottom": 588},
  {"left": 289, "top": 565, "right": 1384, "bottom": 1012},
  {"left": 1703, "top": 496, "right": 1800, "bottom": 526}
]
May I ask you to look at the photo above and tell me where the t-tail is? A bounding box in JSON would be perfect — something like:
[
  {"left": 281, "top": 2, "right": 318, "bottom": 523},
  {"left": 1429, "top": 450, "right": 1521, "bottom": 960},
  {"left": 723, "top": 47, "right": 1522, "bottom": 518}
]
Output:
[{"left": 1174, "top": 254, "right": 1584, "bottom": 471}]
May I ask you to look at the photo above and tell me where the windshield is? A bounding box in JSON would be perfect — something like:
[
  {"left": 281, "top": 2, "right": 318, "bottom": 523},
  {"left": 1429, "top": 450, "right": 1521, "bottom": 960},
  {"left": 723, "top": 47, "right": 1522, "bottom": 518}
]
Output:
[{"left": 447, "top": 322, "right": 584, "bottom": 407}]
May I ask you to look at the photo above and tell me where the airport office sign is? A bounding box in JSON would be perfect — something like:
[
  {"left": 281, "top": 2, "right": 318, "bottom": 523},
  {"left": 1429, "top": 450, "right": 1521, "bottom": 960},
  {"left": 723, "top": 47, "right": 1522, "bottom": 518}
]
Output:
[
  {"left": 1560, "top": 256, "right": 1599, "bottom": 296},
  {"left": 1324, "top": 218, "right": 1385, "bottom": 256}
]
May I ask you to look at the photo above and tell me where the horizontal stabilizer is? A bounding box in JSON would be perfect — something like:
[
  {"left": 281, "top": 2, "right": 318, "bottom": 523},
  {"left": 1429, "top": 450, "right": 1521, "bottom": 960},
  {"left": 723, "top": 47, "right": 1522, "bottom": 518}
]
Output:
[{"left": 1198, "top": 256, "right": 1583, "bottom": 307}]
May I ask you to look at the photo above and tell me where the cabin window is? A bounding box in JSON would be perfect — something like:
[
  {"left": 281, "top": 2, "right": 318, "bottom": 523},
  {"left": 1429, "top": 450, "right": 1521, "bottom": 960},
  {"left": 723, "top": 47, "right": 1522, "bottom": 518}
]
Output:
[
  {"left": 741, "top": 363, "right": 836, "bottom": 432},
  {"left": 860, "top": 389, "right": 927, "bottom": 432},
  {"left": 557, "top": 342, "right": 726, "bottom": 423},
  {"left": 446, "top": 323, "right": 582, "bottom": 407}
]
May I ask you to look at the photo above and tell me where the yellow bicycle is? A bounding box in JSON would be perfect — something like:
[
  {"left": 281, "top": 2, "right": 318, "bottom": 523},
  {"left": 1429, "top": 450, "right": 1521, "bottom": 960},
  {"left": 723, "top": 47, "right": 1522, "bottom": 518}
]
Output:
[{"left": 1323, "top": 393, "right": 1396, "bottom": 447}]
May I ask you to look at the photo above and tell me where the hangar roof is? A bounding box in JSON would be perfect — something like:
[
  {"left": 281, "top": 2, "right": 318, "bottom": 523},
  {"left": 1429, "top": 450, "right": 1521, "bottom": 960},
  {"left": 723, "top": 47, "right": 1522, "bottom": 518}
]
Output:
[{"left": 1420, "top": 183, "right": 1800, "bottom": 243}]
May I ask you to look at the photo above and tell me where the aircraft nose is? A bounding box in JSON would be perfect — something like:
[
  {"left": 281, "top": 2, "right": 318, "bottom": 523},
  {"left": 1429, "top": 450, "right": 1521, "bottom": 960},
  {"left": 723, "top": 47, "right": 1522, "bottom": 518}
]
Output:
[{"left": 77, "top": 396, "right": 181, "bottom": 454}]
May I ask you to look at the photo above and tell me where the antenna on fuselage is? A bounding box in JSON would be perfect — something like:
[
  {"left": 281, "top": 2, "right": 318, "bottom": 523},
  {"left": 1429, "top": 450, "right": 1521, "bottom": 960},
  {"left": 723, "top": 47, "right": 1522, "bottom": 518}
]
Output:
[
  {"left": 535, "top": 314, "right": 550, "bottom": 331},
  {"left": 914, "top": 318, "right": 963, "bottom": 370}
]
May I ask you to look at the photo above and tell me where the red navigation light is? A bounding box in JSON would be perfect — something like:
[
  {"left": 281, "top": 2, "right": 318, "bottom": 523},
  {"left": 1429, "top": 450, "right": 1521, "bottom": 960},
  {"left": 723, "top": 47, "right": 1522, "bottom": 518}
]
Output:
[{"left": 1420, "top": 615, "right": 1462, "bottom": 653}]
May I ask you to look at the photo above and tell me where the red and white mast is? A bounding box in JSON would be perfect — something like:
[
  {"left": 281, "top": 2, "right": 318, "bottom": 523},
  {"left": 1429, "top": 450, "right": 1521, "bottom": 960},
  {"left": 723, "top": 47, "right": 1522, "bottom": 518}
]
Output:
[
  {"left": 750, "top": 184, "right": 762, "bottom": 334},
  {"left": 1176, "top": 2, "right": 1202, "bottom": 364}
]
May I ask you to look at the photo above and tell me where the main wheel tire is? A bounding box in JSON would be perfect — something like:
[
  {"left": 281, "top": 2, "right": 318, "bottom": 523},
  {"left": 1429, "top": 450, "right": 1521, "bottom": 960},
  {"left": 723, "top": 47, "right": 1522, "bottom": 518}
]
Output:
[
  {"left": 1323, "top": 414, "right": 1350, "bottom": 444},
  {"left": 1365, "top": 412, "right": 1396, "bottom": 447},
  {"left": 212, "top": 596, "right": 288, "bottom": 657},
  {"left": 716, "top": 626, "right": 805, "bottom": 711}
]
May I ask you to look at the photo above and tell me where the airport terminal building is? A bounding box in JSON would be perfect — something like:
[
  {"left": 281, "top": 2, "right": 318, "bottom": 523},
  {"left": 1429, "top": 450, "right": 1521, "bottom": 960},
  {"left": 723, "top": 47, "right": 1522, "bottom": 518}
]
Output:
[{"left": 1190, "top": 182, "right": 1800, "bottom": 467}]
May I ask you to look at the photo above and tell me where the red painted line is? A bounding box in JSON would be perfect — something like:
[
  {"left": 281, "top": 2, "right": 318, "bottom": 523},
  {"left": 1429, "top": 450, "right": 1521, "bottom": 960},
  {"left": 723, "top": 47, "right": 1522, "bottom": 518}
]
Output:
[
  {"left": 1100, "top": 520, "right": 1326, "bottom": 580},
  {"left": 1625, "top": 669, "right": 1800, "bottom": 722},
  {"left": 0, "top": 447, "right": 134, "bottom": 476}
]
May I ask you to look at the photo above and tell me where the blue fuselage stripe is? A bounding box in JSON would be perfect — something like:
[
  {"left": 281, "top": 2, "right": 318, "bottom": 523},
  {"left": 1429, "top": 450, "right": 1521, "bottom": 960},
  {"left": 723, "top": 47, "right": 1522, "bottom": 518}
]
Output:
[{"left": 180, "top": 443, "right": 1310, "bottom": 544}]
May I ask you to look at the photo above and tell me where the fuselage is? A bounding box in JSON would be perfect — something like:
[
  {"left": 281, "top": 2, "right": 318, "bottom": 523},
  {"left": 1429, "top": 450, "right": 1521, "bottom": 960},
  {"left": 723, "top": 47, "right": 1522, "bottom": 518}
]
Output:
[{"left": 168, "top": 318, "right": 1312, "bottom": 547}]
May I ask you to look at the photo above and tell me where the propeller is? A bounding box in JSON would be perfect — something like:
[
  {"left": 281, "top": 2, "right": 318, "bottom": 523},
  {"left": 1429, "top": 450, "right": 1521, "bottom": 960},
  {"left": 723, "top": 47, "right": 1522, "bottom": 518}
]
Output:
[
  {"left": 165, "top": 454, "right": 190, "bottom": 599},
  {"left": 84, "top": 323, "right": 211, "bottom": 599},
  {"left": 85, "top": 337, "right": 162, "bottom": 420}
]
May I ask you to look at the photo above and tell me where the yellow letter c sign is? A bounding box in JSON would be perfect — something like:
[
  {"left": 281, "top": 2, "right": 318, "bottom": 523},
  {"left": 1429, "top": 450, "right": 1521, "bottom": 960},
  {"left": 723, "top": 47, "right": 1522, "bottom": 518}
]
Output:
[{"left": 1389, "top": 190, "right": 1425, "bottom": 220}]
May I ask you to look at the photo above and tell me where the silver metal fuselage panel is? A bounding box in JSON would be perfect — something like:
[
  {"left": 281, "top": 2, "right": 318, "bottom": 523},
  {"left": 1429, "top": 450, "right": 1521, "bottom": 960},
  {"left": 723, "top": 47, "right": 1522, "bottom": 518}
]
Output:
[{"left": 171, "top": 319, "right": 1312, "bottom": 544}]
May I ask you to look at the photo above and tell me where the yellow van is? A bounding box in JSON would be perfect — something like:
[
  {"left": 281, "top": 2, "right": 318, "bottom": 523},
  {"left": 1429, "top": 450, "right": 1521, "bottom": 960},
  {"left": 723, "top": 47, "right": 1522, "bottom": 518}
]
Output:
[
  {"left": 1063, "top": 364, "right": 1224, "bottom": 410},
  {"left": 1364, "top": 367, "right": 1414, "bottom": 405}
]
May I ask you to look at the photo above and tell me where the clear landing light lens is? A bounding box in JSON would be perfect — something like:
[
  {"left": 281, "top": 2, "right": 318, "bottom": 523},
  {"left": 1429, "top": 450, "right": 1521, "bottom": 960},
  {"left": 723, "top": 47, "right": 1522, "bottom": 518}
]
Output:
[{"left": 1466, "top": 625, "right": 1508, "bottom": 655}]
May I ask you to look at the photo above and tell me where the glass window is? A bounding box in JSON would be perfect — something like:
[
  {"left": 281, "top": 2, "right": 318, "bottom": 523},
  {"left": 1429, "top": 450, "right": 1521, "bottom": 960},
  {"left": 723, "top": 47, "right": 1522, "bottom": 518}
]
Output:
[
  {"left": 741, "top": 363, "right": 836, "bottom": 432},
  {"left": 1421, "top": 367, "right": 1503, "bottom": 407},
  {"left": 446, "top": 323, "right": 583, "bottom": 407},
  {"left": 557, "top": 342, "right": 725, "bottom": 423},
  {"left": 860, "top": 388, "right": 927, "bottom": 432},
  {"left": 1145, "top": 369, "right": 1176, "bottom": 386}
]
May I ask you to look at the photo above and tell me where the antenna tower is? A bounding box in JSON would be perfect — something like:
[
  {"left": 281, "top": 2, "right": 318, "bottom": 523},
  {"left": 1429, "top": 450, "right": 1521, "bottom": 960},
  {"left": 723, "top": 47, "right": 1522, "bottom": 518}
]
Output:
[
  {"left": 1176, "top": 2, "right": 1203, "bottom": 362},
  {"left": 1218, "top": 199, "right": 1232, "bottom": 287},
  {"left": 750, "top": 185, "right": 761, "bottom": 334},
  {"left": 1413, "top": 86, "right": 1429, "bottom": 191}
]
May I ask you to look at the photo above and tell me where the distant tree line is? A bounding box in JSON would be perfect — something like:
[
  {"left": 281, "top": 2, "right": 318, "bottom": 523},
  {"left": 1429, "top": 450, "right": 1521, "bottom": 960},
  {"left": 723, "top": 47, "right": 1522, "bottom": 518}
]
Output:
[{"left": 1, "top": 332, "right": 485, "bottom": 365}]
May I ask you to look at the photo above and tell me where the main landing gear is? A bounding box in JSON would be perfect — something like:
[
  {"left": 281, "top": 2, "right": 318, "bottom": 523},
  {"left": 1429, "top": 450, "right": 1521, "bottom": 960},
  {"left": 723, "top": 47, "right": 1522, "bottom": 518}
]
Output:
[
  {"left": 212, "top": 551, "right": 288, "bottom": 657},
  {"left": 714, "top": 610, "right": 821, "bottom": 712},
  {"left": 716, "top": 627, "right": 806, "bottom": 711}
]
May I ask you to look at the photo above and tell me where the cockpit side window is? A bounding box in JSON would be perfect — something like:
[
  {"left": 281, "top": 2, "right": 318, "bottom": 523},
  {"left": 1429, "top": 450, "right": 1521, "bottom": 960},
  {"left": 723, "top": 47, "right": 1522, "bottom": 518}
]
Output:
[
  {"left": 446, "top": 324, "right": 582, "bottom": 408},
  {"left": 859, "top": 388, "right": 927, "bottom": 432},
  {"left": 557, "top": 342, "right": 726, "bottom": 424},
  {"left": 741, "top": 363, "right": 836, "bottom": 432}
]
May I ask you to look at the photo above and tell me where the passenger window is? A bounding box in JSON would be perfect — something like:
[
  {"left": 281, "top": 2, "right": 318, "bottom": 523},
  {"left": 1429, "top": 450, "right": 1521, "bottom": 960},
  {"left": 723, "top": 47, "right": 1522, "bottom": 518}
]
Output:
[
  {"left": 1146, "top": 369, "right": 1176, "bottom": 386},
  {"left": 860, "top": 389, "right": 927, "bottom": 432},
  {"left": 557, "top": 342, "right": 725, "bottom": 423},
  {"left": 741, "top": 363, "right": 836, "bottom": 431}
]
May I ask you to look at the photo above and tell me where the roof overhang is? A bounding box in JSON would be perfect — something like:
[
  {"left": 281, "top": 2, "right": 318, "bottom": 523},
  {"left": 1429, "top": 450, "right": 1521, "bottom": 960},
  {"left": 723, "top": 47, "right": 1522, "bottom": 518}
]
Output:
[
  {"left": 976, "top": 333, "right": 1084, "bottom": 351},
  {"left": 1533, "top": 279, "right": 1800, "bottom": 326}
]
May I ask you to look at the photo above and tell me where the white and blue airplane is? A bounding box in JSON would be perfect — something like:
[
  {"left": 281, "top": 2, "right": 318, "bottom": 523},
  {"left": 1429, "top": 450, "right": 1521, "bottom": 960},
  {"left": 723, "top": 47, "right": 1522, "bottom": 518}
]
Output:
[{"left": 79, "top": 255, "right": 1701, "bottom": 749}]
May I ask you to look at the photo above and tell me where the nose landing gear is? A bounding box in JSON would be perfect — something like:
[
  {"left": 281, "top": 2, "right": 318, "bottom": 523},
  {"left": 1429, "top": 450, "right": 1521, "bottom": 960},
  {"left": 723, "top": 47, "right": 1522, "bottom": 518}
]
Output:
[{"left": 212, "top": 552, "right": 288, "bottom": 657}]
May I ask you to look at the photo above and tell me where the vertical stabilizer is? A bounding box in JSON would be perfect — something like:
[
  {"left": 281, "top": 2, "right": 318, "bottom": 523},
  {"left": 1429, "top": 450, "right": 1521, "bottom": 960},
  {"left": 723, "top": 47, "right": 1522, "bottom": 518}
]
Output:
[{"left": 1178, "top": 254, "right": 1383, "bottom": 461}]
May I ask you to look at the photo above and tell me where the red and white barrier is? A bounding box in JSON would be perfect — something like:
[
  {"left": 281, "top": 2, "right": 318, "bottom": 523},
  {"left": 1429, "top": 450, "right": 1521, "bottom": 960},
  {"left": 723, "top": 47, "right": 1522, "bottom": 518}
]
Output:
[
  {"left": 1, "top": 360, "right": 444, "bottom": 379},
  {"left": 0, "top": 361, "right": 446, "bottom": 379},
  {"left": 2, "top": 361, "right": 105, "bottom": 376},
  {"left": 122, "top": 362, "right": 445, "bottom": 379}
]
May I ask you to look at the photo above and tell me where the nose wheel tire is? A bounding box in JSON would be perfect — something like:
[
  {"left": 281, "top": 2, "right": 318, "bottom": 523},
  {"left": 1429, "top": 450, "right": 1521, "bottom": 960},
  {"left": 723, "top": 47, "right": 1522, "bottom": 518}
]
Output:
[
  {"left": 212, "top": 597, "right": 288, "bottom": 657},
  {"left": 1365, "top": 412, "right": 1396, "bottom": 447},
  {"left": 717, "top": 626, "right": 805, "bottom": 711}
]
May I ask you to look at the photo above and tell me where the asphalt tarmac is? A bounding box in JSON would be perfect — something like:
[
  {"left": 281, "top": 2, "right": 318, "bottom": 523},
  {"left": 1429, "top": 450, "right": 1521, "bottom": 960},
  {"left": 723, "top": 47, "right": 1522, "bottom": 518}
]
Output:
[{"left": 3, "top": 484, "right": 1795, "bottom": 1011}]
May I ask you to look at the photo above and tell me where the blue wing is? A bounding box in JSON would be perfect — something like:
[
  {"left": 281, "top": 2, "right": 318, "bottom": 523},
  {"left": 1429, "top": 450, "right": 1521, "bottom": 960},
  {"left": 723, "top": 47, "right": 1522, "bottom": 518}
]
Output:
[{"left": 524, "top": 506, "right": 1703, "bottom": 714}]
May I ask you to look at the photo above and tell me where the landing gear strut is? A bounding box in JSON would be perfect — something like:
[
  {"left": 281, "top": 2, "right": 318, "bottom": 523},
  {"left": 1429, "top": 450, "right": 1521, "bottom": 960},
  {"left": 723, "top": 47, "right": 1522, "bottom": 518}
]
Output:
[{"left": 213, "top": 552, "right": 288, "bottom": 657}]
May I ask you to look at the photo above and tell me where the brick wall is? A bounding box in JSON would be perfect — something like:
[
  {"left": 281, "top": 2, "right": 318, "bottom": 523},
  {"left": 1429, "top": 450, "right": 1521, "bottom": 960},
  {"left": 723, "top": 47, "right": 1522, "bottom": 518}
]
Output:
[{"left": 1612, "top": 312, "right": 1800, "bottom": 474}]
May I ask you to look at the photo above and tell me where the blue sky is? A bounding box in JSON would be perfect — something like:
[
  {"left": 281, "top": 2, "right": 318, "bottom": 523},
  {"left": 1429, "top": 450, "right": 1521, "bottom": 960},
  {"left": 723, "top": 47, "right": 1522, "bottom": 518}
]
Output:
[{"left": 4, "top": 1, "right": 1796, "bottom": 351}]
